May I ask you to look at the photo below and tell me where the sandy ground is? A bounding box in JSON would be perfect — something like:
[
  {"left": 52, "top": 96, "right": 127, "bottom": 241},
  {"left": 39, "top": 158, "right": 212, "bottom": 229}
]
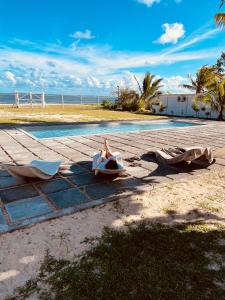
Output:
[{"left": 1, "top": 168, "right": 225, "bottom": 299}]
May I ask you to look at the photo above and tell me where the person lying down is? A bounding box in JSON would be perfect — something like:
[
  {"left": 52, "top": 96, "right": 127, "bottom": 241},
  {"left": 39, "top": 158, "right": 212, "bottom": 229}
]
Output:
[{"left": 92, "top": 139, "right": 125, "bottom": 175}]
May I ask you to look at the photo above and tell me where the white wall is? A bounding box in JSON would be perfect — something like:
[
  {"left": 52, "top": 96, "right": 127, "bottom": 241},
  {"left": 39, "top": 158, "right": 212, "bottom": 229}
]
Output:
[{"left": 156, "top": 94, "right": 220, "bottom": 119}]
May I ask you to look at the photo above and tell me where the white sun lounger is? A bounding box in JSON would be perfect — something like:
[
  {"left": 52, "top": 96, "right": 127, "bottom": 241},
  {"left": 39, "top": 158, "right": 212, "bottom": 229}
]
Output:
[
  {"left": 151, "top": 147, "right": 214, "bottom": 165},
  {"left": 92, "top": 152, "right": 126, "bottom": 175},
  {"left": 4, "top": 160, "right": 62, "bottom": 180}
]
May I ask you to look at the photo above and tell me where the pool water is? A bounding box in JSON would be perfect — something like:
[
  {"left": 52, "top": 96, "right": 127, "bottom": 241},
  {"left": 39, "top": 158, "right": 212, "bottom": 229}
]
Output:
[{"left": 25, "top": 120, "right": 202, "bottom": 139}]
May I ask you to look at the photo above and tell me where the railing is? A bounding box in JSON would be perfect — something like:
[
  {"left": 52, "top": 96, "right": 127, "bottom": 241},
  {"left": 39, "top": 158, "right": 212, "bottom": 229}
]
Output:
[
  {"left": 0, "top": 92, "right": 116, "bottom": 106},
  {"left": 14, "top": 92, "right": 46, "bottom": 108}
]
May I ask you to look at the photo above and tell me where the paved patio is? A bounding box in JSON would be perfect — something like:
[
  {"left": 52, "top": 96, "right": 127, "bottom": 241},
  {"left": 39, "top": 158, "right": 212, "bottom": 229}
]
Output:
[{"left": 0, "top": 119, "right": 225, "bottom": 234}]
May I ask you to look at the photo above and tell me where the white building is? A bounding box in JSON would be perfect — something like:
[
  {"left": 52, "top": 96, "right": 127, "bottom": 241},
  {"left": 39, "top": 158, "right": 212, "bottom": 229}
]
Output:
[{"left": 155, "top": 94, "right": 220, "bottom": 120}]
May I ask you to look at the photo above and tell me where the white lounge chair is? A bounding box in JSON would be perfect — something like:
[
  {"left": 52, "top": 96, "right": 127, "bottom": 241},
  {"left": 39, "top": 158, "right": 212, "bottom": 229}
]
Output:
[
  {"left": 92, "top": 152, "right": 126, "bottom": 175},
  {"left": 150, "top": 147, "right": 214, "bottom": 165},
  {"left": 4, "top": 160, "right": 62, "bottom": 180}
]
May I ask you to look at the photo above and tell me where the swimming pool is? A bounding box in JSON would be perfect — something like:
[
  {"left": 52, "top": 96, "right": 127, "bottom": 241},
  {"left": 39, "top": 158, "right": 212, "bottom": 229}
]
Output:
[{"left": 24, "top": 120, "right": 202, "bottom": 139}]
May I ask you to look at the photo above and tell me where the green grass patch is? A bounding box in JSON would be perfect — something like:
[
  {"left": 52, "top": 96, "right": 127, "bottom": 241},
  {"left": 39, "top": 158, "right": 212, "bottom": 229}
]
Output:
[
  {"left": 7, "top": 222, "right": 225, "bottom": 300},
  {"left": 0, "top": 105, "right": 165, "bottom": 124}
]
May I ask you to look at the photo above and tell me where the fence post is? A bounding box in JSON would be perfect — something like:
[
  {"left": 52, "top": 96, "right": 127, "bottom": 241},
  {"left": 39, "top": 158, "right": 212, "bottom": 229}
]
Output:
[
  {"left": 80, "top": 95, "right": 83, "bottom": 104},
  {"left": 29, "top": 92, "right": 33, "bottom": 108},
  {"left": 41, "top": 91, "right": 46, "bottom": 108},
  {"left": 61, "top": 94, "right": 64, "bottom": 109},
  {"left": 15, "top": 91, "right": 19, "bottom": 107}
]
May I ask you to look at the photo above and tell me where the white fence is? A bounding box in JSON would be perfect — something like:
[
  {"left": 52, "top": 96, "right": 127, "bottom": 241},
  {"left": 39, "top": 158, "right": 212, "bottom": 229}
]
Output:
[
  {"left": 0, "top": 92, "right": 116, "bottom": 106},
  {"left": 14, "top": 92, "right": 46, "bottom": 108}
]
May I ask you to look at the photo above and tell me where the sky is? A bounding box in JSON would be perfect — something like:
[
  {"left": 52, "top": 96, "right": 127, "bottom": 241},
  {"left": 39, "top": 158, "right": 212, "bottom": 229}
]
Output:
[{"left": 0, "top": 0, "right": 224, "bottom": 95}]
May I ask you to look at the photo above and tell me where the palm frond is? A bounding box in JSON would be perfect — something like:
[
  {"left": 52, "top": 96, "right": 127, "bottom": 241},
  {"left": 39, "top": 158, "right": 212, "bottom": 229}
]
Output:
[
  {"left": 215, "top": 13, "right": 225, "bottom": 27},
  {"left": 134, "top": 75, "right": 143, "bottom": 95},
  {"left": 180, "top": 84, "right": 196, "bottom": 91}
]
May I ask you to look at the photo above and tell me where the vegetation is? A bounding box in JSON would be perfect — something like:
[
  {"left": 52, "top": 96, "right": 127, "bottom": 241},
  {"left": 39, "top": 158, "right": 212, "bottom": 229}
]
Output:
[
  {"left": 181, "top": 66, "right": 218, "bottom": 94},
  {"left": 0, "top": 104, "right": 165, "bottom": 124},
  {"left": 139, "top": 72, "right": 163, "bottom": 110},
  {"left": 103, "top": 72, "right": 163, "bottom": 113},
  {"left": 196, "top": 76, "right": 225, "bottom": 120},
  {"left": 214, "top": 52, "right": 225, "bottom": 73},
  {"left": 215, "top": 0, "right": 225, "bottom": 28},
  {"left": 192, "top": 102, "right": 200, "bottom": 117},
  {"left": 115, "top": 88, "right": 145, "bottom": 112},
  {"left": 101, "top": 99, "right": 115, "bottom": 109},
  {"left": 7, "top": 222, "right": 225, "bottom": 300},
  {"left": 182, "top": 62, "right": 225, "bottom": 120}
]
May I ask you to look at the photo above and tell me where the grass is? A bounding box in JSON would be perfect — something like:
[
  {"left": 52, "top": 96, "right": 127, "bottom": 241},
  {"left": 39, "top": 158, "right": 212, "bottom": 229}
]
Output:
[
  {"left": 0, "top": 105, "right": 165, "bottom": 124},
  {"left": 7, "top": 222, "right": 225, "bottom": 300},
  {"left": 198, "top": 201, "right": 222, "bottom": 214}
]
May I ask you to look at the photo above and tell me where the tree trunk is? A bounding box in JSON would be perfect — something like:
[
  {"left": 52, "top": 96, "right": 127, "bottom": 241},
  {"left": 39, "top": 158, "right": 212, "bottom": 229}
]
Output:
[{"left": 218, "top": 109, "right": 224, "bottom": 121}]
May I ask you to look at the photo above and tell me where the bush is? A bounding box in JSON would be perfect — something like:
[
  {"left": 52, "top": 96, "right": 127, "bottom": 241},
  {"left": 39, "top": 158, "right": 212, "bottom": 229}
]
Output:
[
  {"left": 101, "top": 100, "right": 114, "bottom": 109},
  {"left": 192, "top": 103, "right": 200, "bottom": 116},
  {"left": 114, "top": 88, "right": 145, "bottom": 112},
  {"left": 102, "top": 89, "right": 146, "bottom": 112},
  {"left": 159, "top": 103, "right": 167, "bottom": 113}
]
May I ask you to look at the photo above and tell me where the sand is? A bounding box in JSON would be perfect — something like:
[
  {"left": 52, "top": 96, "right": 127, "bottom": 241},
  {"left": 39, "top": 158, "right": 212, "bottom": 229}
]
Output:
[{"left": 1, "top": 168, "right": 225, "bottom": 299}]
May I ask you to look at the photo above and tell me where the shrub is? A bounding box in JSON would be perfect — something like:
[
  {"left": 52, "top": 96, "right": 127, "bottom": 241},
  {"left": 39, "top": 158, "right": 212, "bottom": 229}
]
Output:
[
  {"left": 115, "top": 88, "right": 144, "bottom": 112},
  {"left": 192, "top": 103, "right": 200, "bottom": 116},
  {"left": 205, "top": 111, "right": 211, "bottom": 118},
  {"left": 159, "top": 103, "right": 167, "bottom": 113},
  {"left": 101, "top": 100, "right": 114, "bottom": 109}
]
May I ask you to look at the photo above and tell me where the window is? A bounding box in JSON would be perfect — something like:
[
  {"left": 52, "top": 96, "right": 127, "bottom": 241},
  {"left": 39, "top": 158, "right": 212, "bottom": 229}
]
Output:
[{"left": 177, "top": 96, "right": 186, "bottom": 102}]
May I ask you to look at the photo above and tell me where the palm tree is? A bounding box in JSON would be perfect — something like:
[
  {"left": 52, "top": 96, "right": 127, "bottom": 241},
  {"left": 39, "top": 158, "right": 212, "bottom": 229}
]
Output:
[
  {"left": 134, "top": 73, "right": 163, "bottom": 111},
  {"left": 195, "top": 77, "right": 225, "bottom": 120},
  {"left": 215, "top": 1, "right": 225, "bottom": 28},
  {"left": 142, "top": 73, "right": 163, "bottom": 101},
  {"left": 181, "top": 66, "right": 218, "bottom": 94}
]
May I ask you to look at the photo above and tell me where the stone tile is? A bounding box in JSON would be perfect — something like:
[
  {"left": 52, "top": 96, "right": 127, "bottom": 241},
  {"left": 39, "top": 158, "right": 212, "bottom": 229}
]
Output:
[
  {"left": 86, "top": 182, "right": 119, "bottom": 200},
  {"left": 59, "top": 164, "right": 89, "bottom": 176},
  {"left": 0, "top": 176, "right": 27, "bottom": 189},
  {"left": 0, "top": 170, "right": 11, "bottom": 178},
  {"left": 5, "top": 196, "right": 53, "bottom": 222},
  {"left": 114, "top": 176, "right": 145, "bottom": 191},
  {"left": 0, "top": 208, "right": 6, "bottom": 224},
  {"left": 77, "top": 161, "right": 92, "bottom": 171},
  {"left": 69, "top": 173, "right": 106, "bottom": 187},
  {"left": 0, "top": 185, "right": 39, "bottom": 204},
  {"left": 48, "top": 188, "right": 89, "bottom": 209},
  {"left": 37, "top": 178, "right": 72, "bottom": 194}
]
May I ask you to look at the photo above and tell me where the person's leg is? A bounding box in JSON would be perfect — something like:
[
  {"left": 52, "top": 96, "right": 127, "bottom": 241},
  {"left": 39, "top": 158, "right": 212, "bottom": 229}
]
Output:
[
  {"left": 100, "top": 149, "right": 107, "bottom": 159},
  {"left": 104, "top": 139, "right": 114, "bottom": 158}
]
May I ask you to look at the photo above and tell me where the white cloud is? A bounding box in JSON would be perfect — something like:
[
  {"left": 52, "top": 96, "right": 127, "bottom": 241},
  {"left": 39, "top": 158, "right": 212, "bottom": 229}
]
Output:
[
  {"left": 69, "top": 29, "right": 95, "bottom": 40},
  {"left": 0, "top": 25, "right": 222, "bottom": 93},
  {"left": 136, "top": 0, "right": 182, "bottom": 7},
  {"left": 162, "top": 75, "right": 188, "bottom": 93},
  {"left": 164, "top": 28, "right": 219, "bottom": 54},
  {"left": 4, "top": 71, "right": 17, "bottom": 85},
  {"left": 157, "top": 23, "right": 185, "bottom": 44},
  {"left": 137, "top": 0, "right": 160, "bottom": 7}
]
